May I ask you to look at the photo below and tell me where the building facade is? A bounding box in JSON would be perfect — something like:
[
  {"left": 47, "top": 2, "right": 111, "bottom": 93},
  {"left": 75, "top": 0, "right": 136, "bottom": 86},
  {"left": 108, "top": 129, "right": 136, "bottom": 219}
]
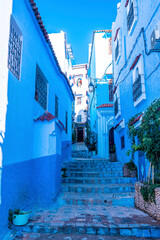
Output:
[
  {"left": 112, "top": 0, "right": 160, "bottom": 180},
  {"left": 49, "top": 31, "right": 74, "bottom": 161},
  {"left": 0, "top": 0, "right": 74, "bottom": 231},
  {"left": 49, "top": 31, "right": 74, "bottom": 78},
  {"left": 71, "top": 64, "right": 88, "bottom": 142},
  {"left": 88, "top": 30, "right": 114, "bottom": 159}
]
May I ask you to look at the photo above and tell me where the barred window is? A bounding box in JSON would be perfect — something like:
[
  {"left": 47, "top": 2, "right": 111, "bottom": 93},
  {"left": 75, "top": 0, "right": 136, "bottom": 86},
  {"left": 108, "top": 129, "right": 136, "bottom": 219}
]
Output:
[
  {"left": 127, "top": 1, "right": 134, "bottom": 32},
  {"left": 8, "top": 15, "right": 23, "bottom": 80},
  {"left": 121, "top": 136, "right": 125, "bottom": 149},
  {"left": 114, "top": 97, "right": 118, "bottom": 116},
  {"left": 77, "top": 97, "right": 81, "bottom": 105},
  {"left": 133, "top": 68, "right": 142, "bottom": 102},
  {"left": 35, "top": 65, "right": 48, "bottom": 110},
  {"left": 77, "top": 115, "right": 81, "bottom": 122},
  {"left": 65, "top": 111, "right": 68, "bottom": 134},
  {"left": 109, "top": 82, "right": 113, "bottom": 102},
  {"left": 55, "top": 95, "right": 59, "bottom": 118}
]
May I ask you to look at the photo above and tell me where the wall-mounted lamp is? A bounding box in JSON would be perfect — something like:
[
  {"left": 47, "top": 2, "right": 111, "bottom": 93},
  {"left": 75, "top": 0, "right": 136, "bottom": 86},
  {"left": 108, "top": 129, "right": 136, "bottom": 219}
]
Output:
[{"left": 88, "top": 82, "right": 94, "bottom": 93}]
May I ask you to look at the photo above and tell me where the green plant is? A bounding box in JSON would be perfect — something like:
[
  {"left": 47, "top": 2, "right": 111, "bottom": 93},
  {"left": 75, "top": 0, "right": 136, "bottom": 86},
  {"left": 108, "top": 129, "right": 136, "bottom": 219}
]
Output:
[
  {"left": 126, "top": 160, "right": 137, "bottom": 171},
  {"left": 61, "top": 167, "right": 67, "bottom": 178},
  {"left": 72, "top": 128, "right": 76, "bottom": 143},
  {"left": 8, "top": 209, "right": 31, "bottom": 229},
  {"left": 127, "top": 98, "right": 160, "bottom": 183},
  {"left": 140, "top": 182, "right": 160, "bottom": 203},
  {"left": 8, "top": 208, "right": 20, "bottom": 228}
]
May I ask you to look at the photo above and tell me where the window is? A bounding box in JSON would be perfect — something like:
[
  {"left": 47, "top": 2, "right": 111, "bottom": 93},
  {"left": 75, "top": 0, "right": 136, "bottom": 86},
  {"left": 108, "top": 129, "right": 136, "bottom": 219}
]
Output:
[
  {"left": 55, "top": 95, "right": 59, "bottom": 118},
  {"left": 126, "top": 0, "right": 138, "bottom": 35},
  {"left": 127, "top": 1, "right": 134, "bottom": 32},
  {"left": 77, "top": 115, "right": 81, "bottom": 122},
  {"left": 133, "top": 67, "right": 142, "bottom": 102},
  {"left": 114, "top": 87, "right": 121, "bottom": 119},
  {"left": 8, "top": 15, "right": 23, "bottom": 80},
  {"left": 77, "top": 97, "right": 81, "bottom": 105},
  {"left": 109, "top": 81, "right": 113, "bottom": 102},
  {"left": 131, "top": 54, "right": 146, "bottom": 107},
  {"left": 114, "top": 95, "right": 118, "bottom": 116},
  {"left": 115, "top": 40, "right": 119, "bottom": 62},
  {"left": 114, "top": 28, "right": 122, "bottom": 64},
  {"left": 35, "top": 65, "right": 48, "bottom": 110},
  {"left": 121, "top": 136, "right": 125, "bottom": 149},
  {"left": 108, "top": 37, "right": 112, "bottom": 55},
  {"left": 65, "top": 111, "right": 68, "bottom": 134}
]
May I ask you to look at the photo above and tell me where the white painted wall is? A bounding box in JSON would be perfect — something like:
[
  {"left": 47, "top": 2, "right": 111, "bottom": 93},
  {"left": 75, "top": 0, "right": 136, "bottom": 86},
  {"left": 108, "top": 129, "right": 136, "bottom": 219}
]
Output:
[
  {"left": 49, "top": 31, "right": 73, "bottom": 78},
  {"left": 72, "top": 64, "right": 88, "bottom": 123}
]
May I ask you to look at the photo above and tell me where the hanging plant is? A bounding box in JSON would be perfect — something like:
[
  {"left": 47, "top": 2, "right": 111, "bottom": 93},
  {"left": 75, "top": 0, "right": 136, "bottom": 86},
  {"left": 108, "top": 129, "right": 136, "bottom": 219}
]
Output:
[{"left": 127, "top": 98, "right": 160, "bottom": 184}]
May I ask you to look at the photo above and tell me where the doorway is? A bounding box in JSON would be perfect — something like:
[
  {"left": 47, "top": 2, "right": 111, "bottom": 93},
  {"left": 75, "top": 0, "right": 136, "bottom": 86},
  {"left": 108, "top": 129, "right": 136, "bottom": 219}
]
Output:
[
  {"left": 77, "top": 127, "right": 84, "bottom": 142},
  {"left": 109, "top": 127, "right": 115, "bottom": 153}
]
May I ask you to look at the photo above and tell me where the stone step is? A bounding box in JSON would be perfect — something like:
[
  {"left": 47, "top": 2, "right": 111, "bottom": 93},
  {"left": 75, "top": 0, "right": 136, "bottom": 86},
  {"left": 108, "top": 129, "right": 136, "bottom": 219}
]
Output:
[
  {"left": 59, "top": 192, "right": 135, "bottom": 207},
  {"left": 11, "top": 233, "right": 160, "bottom": 240},
  {"left": 67, "top": 161, "right": 121, "bottom": 167},
  {"left": 65, "top": 171, "right": 123, "bottom": 178},
  {"left": 62, "top": 183, "right": 135, "bottom": 194},
  {"left": 16, "top": 218, "right": 160, "bottom": 238},
  {"left": 66, "top": 166, "right": 123, "bottom": 172},
  {"left": 62, "top": 177, "right": 137, "bottom": 185}
]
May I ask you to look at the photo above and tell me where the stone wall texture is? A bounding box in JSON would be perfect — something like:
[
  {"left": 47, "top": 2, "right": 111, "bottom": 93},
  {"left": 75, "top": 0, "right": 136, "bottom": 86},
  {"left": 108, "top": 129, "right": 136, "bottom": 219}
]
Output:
[{"left": 135, "top": 182, "right": 160, "bottom": 221}]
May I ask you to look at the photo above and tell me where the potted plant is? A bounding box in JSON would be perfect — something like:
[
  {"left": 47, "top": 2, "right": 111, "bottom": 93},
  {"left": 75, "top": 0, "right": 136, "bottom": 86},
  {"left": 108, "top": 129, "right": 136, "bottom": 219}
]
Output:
[
  {"left": 61, "top": 167, "right": 67, "bottom": 178},
  {"left": 123, "top": 160, "right": 137, "bottom": 177},
  {"left": 8, "top": 209, "right": 32, "bottom": 228}
]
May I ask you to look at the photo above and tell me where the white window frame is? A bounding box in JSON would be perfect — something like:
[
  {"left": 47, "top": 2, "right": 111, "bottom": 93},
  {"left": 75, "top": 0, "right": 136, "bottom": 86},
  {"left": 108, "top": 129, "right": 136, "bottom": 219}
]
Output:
[
  {"left": 127, "top": 0, "right": 138, "bottom": 36},
  {"left": 132, "top": 53, "right": 146, "bottom": 107},
  {"left": 77, "top": 96, "right": 82, "bottom": 105},
  {"left": 115, "top": 28, "right": 122, "bottom": 65},
  {"left": 114, "top": 86, "right": 121, "bottom": 119}
]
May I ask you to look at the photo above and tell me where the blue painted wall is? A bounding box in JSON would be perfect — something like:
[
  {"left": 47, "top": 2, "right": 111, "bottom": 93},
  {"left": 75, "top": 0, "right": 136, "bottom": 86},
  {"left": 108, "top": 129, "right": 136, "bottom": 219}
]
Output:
[
  {"left": 0, "top": 0, "right": 73, "bottom": 232},
  {"left": 112, "top": 0, "right": 160, "bottom": 180}
]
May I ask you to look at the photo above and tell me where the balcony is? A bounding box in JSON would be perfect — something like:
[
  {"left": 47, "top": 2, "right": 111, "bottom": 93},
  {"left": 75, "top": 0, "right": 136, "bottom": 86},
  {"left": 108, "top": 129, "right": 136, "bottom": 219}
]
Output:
[
  {"left": 133, "top": 74, "right": 142, "bottom": 102},
  {"left": 114, "top": 98, "right": 118, "bottom": 116},
  {"left": 127, "top": 1, "right": 134, "bottom": 32}
]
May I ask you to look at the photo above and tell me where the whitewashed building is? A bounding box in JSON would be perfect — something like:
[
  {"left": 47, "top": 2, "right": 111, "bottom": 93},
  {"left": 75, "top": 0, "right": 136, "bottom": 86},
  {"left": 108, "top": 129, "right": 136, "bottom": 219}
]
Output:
[
  {"left": 72, "top": 64, "right": 89, "bottom": 142},
  {"left": 88, "top": 30, "right": 114, "bottom": 159},
  {"left": 49, "top": 31, "right": 74, "bottom": 78}
]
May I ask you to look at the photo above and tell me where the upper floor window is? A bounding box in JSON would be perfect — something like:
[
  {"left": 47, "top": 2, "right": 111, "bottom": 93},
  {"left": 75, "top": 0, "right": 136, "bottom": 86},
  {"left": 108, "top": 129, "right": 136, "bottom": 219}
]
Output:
[
  {"left": 126, "top": 0, "right": 138, "bottom": 35},
  {"left": 133, "top": 67, "right": 142, "bottom": 102},
  {"left": 77, "top": 96, "right": 82, "bottom": 105},
  {"left": 121, "top": 136, "right": 125, "bottom": 149},
  {"left": 55, "top": 95, "right": 59, "bottom": 118},
  {"left": 114, "top": 86, "right": 121, "bottom": 119},
  {"left": 35, "top": 65, "right": 48, "bottom": 110},
  {"left": 131, "top": 53, "right": 146, "bottom": 107},
  {"left": 108, "top": 37, "right": 112, "bottom": 55},
  {"left": 114, "top": 28, "right": 122, "bottom": 64},
  {"left": 65, "top": 111, "right": 68, "bottom": 134},
  {"left": 114, "top": 95, "right": 119, "bottom": 116},
  {"left": 127, "top": 0, "right": 134, "bottom": 32},
  {"left": 77, "top": 115, "right": 81, "bottom": 122},
  {"left": 109, "top": 81, "right": 113, "bottom": 102},
  {"left": 8, "top": 15, "right": 23, "bottom": 80}
]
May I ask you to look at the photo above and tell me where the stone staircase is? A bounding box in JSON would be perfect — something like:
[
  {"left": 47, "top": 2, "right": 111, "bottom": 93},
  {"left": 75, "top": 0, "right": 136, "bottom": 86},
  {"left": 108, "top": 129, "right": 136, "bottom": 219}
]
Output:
[
  {"left": 71, "top": 143, "right": 89, "bottom": 158},
  {"left": 61, "top": 159, "right": 136, "bottom": 208},
  {"left": 12, "top": 158, "right": 160, "bottom": 239}
]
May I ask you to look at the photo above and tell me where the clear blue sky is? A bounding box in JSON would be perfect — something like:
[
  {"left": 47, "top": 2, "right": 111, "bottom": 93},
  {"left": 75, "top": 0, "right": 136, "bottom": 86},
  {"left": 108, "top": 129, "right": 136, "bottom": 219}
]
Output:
[{"left": 37, "top": 0, "right": 120, "bottom": 64}]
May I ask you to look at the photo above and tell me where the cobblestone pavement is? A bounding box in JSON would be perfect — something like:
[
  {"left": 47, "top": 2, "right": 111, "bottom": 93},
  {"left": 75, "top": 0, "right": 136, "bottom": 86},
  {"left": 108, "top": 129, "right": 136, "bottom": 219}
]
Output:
[{"left": 10, "top": 232, "right": 160, "bottom": 240}]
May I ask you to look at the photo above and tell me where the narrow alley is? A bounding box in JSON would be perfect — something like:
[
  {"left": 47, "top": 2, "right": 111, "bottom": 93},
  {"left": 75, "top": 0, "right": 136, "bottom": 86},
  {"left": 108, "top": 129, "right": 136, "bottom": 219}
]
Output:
[
  {"left": 1, "top": 0, "right": 160, "bottom": 239},
  {"left": 9, "top": 154, "right": 160, "bottom": 239}
]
